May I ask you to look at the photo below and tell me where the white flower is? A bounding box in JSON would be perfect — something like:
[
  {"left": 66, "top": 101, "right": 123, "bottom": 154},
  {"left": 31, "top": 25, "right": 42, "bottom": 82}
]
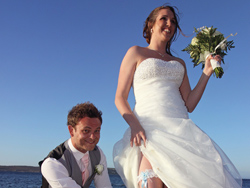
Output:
[
  {"left": 191, "top": 37, "right": 198, "bottom": 45},
  {"left": 95, "top": 164, "right": 104, "bottom": 175},
  {"left": 200, "top": 51, "right": 211, "bottom": 62},
  {"left": 190, "top": 37, "right": 199, "bottom": 57},
  {"left": 202, "top": 27, "right": 222, "bottom": 36}
]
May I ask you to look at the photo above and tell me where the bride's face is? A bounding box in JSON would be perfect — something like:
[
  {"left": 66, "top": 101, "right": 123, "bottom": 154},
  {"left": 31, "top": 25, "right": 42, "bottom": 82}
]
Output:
[{"left": 151, "top": 9, "right": 176, "bottom": 42}]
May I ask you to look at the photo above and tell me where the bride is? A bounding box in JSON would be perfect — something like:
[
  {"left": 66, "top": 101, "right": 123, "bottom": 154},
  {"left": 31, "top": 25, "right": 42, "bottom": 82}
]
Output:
[{"left": 113, "top": 4, "right": 242, "bottom": 188}]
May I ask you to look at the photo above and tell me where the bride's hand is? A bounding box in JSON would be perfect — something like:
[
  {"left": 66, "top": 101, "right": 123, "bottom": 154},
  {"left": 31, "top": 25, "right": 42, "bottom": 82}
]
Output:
[
  {"left": 130, "top": 125, "right": 147, "bottom": 147},
  {"left": 203, "top": 54, "right": 222, "bottom": 76}
]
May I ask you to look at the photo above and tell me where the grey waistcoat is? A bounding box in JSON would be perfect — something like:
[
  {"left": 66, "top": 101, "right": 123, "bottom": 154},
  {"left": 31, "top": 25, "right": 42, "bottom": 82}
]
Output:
[{"left": 39, "top": 140, "right": 101, "bottom": 188}]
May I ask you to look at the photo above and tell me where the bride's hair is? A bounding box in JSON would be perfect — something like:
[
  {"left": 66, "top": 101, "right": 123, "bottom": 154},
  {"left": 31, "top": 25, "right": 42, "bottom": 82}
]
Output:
[{"left": 143, "top": 4, "right": 182, "bottom": 56}]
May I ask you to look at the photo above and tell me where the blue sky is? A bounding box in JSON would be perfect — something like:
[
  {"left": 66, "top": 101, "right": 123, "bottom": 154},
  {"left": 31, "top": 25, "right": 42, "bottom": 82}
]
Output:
[{"left": 1, "top": 0, "right": 249, "bottom": 179}]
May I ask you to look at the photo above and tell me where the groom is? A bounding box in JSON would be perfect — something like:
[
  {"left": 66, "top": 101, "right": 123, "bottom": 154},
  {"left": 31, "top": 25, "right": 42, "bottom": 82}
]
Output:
[{"left": 39, "top": 102, "right": 112, "bottom": 188}]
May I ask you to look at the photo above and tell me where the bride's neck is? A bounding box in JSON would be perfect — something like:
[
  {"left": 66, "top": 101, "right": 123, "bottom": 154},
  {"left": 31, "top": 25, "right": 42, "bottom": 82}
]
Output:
[
  {"left": 148, "top": 38, "right": 168, "bottom": 52},
  {"left": 148, "top": 43, "right": 166, "bottom": 54}
]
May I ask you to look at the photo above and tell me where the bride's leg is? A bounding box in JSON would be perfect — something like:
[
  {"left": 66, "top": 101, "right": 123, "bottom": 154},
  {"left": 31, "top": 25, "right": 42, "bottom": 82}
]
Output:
[{"left": 138, "top": 154, "right": 167, "bottom": 188}]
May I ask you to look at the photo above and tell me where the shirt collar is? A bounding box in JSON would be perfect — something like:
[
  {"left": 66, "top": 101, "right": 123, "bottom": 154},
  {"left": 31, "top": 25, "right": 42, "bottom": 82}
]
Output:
[{"left": 68, "top": 139, "right": 89, "bottom": 162}]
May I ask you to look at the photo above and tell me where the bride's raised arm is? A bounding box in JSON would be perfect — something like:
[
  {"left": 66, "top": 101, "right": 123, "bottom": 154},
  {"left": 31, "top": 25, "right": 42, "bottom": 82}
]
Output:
[{"left": 180, "top": 55, "right": 221, "bottom": 113}]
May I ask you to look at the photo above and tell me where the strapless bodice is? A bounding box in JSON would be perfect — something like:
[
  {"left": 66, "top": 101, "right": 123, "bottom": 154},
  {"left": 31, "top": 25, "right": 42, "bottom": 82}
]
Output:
[{"left": 133, "top": 58, "right": 188, "bottom": 119}]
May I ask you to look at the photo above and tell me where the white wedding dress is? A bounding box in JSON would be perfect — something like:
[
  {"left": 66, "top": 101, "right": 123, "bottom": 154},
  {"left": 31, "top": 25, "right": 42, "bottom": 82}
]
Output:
[{"left": 113, "top": 58, "right": 242, "bottom": 188}]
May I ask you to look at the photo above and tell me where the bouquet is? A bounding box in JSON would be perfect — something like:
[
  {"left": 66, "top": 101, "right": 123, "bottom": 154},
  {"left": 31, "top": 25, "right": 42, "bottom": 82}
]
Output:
[{"left": 182, "top": 26, "right": 236, "bottom": 78}]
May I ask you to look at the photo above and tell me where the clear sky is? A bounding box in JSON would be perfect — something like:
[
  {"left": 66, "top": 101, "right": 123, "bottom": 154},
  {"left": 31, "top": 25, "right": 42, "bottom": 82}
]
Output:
[{"left": 1, "top": 0, "right": 249, "bottom": 179}]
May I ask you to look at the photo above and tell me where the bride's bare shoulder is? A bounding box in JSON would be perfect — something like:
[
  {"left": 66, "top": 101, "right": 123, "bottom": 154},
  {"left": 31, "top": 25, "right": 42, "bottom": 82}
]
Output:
[
  {"left": 123, "top": 46, "right": 146, "bottom": 63},
  {"left": 127, "top": 46, "right": 145, "bottom": 55}
]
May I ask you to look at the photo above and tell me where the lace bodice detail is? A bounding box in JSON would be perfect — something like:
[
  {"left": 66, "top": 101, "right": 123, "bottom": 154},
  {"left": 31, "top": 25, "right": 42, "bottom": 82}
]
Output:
[
  {"left": 134, "top": 58, "right": 184, "bottom": 86},
  {"left": 133, "top": 58, "right": 188, "bottom": 119}
]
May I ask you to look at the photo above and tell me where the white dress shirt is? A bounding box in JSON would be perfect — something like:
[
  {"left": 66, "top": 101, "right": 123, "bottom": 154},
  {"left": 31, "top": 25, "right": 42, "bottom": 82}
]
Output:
[{"left": 41, "top": 139, "right": 112, "bottom": 188}]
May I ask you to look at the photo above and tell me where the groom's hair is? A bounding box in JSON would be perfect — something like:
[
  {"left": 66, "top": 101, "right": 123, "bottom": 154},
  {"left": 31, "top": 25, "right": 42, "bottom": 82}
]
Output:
[{"left": 67, "top": 102, "right": 102, "bottom": 127}]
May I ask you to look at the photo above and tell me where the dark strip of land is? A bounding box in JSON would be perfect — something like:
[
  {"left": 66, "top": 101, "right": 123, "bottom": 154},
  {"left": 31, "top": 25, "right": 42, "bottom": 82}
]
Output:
[
  {"left": 0, "top": 165, "right": 117, "bottom": 174},
  {"left": 0, "top": 165, "right": 40, "bottom": 173}
]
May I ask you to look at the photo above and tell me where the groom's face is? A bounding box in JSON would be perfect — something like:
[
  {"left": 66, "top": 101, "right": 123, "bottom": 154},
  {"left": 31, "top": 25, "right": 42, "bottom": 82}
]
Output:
[{"left": 68, "top": 117, "right": 101, "bottom": 153}]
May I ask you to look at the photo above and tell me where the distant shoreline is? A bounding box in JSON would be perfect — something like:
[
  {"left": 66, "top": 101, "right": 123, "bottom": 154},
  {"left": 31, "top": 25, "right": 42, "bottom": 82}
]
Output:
[
  {"left": 0, "top": 165, "right": 117, "bottom": 174},
  {"left": 0, "top": 165, "right": 40, "bottom": 173}
]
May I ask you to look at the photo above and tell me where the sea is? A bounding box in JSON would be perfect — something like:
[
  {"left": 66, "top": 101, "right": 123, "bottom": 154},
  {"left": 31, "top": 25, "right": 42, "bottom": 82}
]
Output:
[{"left": 0, "top": 171, "right": 249, "bottom": 188}]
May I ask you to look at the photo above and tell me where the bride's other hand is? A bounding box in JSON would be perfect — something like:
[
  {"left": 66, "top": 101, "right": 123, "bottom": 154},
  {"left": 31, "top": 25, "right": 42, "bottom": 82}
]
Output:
[
  {"left": 203, "top": 54, "right": 222, "bottom": 76},
  {"left": 131, "top": 125, "right": 147, "bottom": 147},
  {"left": 213, "top": 54, "right": 222, "bottom": 62}
]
